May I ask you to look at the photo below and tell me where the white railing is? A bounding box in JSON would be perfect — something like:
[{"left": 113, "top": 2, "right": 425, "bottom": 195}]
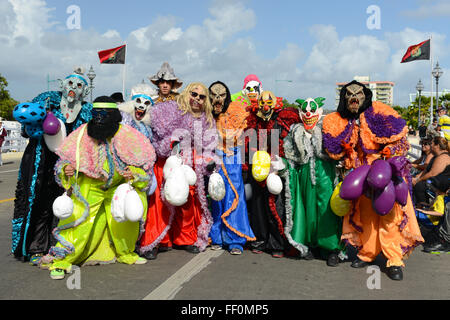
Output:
[
  {"left": 407, "top": 143, "right": 421, "bottom": 161},
  {"left": 1, "top": 121, "right": 28, "bottom": 153}
]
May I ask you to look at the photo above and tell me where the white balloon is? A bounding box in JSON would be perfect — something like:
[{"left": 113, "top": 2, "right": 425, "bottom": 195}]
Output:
[
  {"left": 244, "top": 183, "right": 252, "bottom": 201},
  {"left": 43, "top": 118, "right": 66, "bottom": 152},
  {"left": 267, "top": 173, "right": 283, "bottom": 195},
  {"left": 164, "top": 167, "right": 190, "bottom": 206},
  {"left": 181, "top": 164, "right": 197, "bottom": 186},
  {"left": 208, "top": 172, "right": 226, "bottom": 201},
  {"left": 163, "top": 155, "right": 183, "bottom": 180},
  {"left": 111, "top": 183, "right": 130, "bottom": 223},
  {"left": 124, "top": 189, "right": 144, "bottom": 222},
  {"left": 52, "top": 192, "right": 73, "bottom": 220}
]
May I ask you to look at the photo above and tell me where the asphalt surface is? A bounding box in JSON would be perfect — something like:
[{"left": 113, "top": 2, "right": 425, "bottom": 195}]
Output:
[{"left": 0, "top": 150, "right": 449, "bottom": 302}]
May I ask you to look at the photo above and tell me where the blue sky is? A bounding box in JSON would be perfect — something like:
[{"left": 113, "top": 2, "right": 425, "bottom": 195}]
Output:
[{"left": 1, "top": 0, "right": 449, "bottom": 109}]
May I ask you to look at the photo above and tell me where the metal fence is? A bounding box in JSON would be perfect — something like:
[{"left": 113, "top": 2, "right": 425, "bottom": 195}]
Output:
[{"left": 1, "top": 121, "right": 28, "bottom": 153}]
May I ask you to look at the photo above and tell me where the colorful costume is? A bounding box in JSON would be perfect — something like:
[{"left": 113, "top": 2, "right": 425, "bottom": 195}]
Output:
[
  {"left": 210, "top": 101, "right": 256, "bottom": 254},
  {"left": 12, "top": 70, "right": 92, "bottom": 261},
  {"left": 283, "top": 97, "right": 344, "bottom": 262},
  {"left": 43, "top": 121, "right": 155, "bottom": 273},
  {"left": 322, "top": 81, "right": 423, "bottom": 278},
  {"left": 139, "top": 97, "right": 218, "bottom": 253},
  {"left": 243, "top": 91, "right": 300, "bottom": 256}
]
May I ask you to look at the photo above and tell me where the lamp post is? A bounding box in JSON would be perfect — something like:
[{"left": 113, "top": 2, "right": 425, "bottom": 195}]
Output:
[
  {"left": 432, "top": 61, "right": 443, "bottom": 121},
  {"left": 416, "top": 79, "right": 424, "bottom": 128},
  {"left": 86, "top": 65, "right": 96, "bottom": 103}
]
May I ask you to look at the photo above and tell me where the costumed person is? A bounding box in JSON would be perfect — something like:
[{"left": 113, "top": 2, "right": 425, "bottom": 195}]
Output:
[
  {"left": 210, "top": 100, "right": 256, "bottom": 255},
  {"left": 40, "top": 96, "right": 156, "bottom": 280},
  {"left": 209, "top": 81, "right": 232, "bottom": 119},
  {"left": 231, "top": 74, "right": 263, "bottom": 109},
  {"left": 322, "top": 80, "right": 424, "bottom": 280},
  {"left": 138, "top": 82, "right": 218, "bottom": 257},
  {"left": 242, "top": 90, "right": 300, "bottom": 258},
  {"left": 283, "top": 97, "right": 345, "bottom": 266},
  {"left": 0, "top": 118, "right": 7, "bottom": 166},
  {"left": 11, "top": 67, "right": 92, "bottom": 265},
  {"left": 149, "top": 62, "right": 183, "bottom": 104}
]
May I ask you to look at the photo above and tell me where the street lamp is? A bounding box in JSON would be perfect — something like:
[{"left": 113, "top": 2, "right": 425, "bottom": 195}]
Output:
[
  {"left": 432, "top": 61, "right": 443, "bottom": 121},
  {"left": 416, "top": 79, "right": 424, "bottom": 128},
  {"left": 87, "top": 65, "right": 96, "bottom": 103}
]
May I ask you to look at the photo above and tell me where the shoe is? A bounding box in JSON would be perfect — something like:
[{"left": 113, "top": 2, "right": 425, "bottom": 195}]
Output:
[
  {"left": 303, "top": 250, "right": 314, "bottom": 260},
  {"left": 50, "top": 269, "right": 65, "bottom": 280},
  {"left": 326, "top": 252, "right": 339, "bottom": 267},
  {"left": 211, "top": 244, "right": 223, "bottom": 251},
  {"left": 351, "top": 257, "right": 369, "bottom": 268},
  {"left": 423, "top": 238, "right": 450, "bottom": 253},
  {"left": 158, "top": 246, "right": 172, "bottom": 252},
  {"left": 387, "top": 266, "right": 403, "bottom": 281},
  {"left": 230, "top": 248, "right": 242, "bottom": 255},
  {"left": 143, "top": 248, "right": 158, "bottom": 260},
  {"left": 29, "top": 253, "right": 43, "bottom": 266},
  {"left": 271, "top": 251, "right": 284, "bottom": 258},
  {"left": 174, "top": 245, "right": 200, "bottom": 254},
  {"left": 134, "top": 257, "right": 148, "bottom": 265},
  {"left": 251, "top": 248, "right": 263, "bottom": 254}
]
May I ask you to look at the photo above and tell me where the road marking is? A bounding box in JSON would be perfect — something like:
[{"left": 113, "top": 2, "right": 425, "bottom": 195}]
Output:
[
  {"left": 143, "top": 248, "right": 224, "bottom": 300},
  {"left": 0, "top": 169, "right": 19, "bottom": 174},
  {"left": 0, "top": 198, "right": 15, "bottom": 204}
]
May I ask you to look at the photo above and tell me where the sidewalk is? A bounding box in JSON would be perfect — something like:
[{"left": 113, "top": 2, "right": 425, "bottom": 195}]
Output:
[{"left": 1, "top": 151, "right": 24, "bottom": 163}]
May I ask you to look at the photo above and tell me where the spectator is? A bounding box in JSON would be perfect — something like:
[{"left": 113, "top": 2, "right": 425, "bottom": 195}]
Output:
[
  {"left": 0, "top": 118, "right": 7, "bottom": 166},
  {"left": 413, "top": 136, "right": 450, "bottom": 209},
  {"left": 422, "top": 197, "right": 450, "bottom": 253},
  {"left": 411, "top": 136, "right": 434, "bottom": 176},
  {"left": 437, "top": 106, "right": 450, "bottom": 141},
  {"left": 427, "top": 118, "right": 440, "bottom": 138},
  {"left": 418, "top": 122, "right": 428, "bottom": 139}
]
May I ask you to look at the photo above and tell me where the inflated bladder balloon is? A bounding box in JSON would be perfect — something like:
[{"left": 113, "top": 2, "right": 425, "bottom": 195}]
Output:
[
  {"left": 42, "top": 112, "right": 61, "bottom": 135},
  {"left": 367, "top": 159, "right": 392, "bottom": 190},
  {"left": 331, "top": 182, "right": 352, "bottom": 217},
  {"left": 372, "top": 181, "right": 396, "bottom": 215},
  {"left": 388, "top": 156, "right": 408, "bottom": 177},
  {"left": 393, "top": 177, "right": 409, "bottom": 206},
  {"left": 339, "top": 164, "right": 370, "bottom": 200}
]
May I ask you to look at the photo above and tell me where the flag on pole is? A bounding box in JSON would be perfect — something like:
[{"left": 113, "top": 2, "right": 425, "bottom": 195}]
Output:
[
  {"left": 400, "top": 39, "right": 430, "bottom": 63},
  {"left": 98, "top": 44, "right": 126, "bottom": 64}
]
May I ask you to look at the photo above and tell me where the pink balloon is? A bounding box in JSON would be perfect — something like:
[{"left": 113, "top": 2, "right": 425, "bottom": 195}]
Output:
[
  {"left": 394, "top": 177, "right": 409, "bottom": 206},
  {"left": 367, "top": 159, "right": 392, "bottom": 190},
  {"left": 42, "top": 112, "right": 61, "bottom": 135},
  {"left": 372, "top": 181, "right": 396, "bottom": 216},
  {"left": 339, "top": 164, "right": 371, "bottom": 200}
]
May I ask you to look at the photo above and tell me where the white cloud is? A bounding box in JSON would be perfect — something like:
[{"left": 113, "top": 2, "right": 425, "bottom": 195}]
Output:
[
  {"left": 402, "top": 0, "right": 450, "bottom": 18},
  {"left": 161, "top": 28, "right": 183, "bottom": 42}
]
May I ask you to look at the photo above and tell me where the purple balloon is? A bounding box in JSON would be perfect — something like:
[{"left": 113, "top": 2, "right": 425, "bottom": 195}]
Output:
[
  {"left": 42, "top": 112, "right": 61, "bottom": 135},
  {"left": 388, "top": 156, "right": 409, "bottom": 177},
  {"left": 372, "top": 181, "right": 396, "bottom": 216},
  {"left": 367, "top": 159, "right": 392, "bottom": 190},
  {"left": 339, "top": 164, "right": 371, "bottom": 200},
  {"left": 394, "top": 177, "right": 409, "bottom": 206}
]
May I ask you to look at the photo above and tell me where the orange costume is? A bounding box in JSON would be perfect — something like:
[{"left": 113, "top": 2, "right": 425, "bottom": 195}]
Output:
[{"left": 323, "top": 99, "right": 424, "bottom": 268}]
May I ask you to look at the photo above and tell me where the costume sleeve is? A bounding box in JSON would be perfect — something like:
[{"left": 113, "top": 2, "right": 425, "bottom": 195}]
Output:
[{"left": 54, "top": 159, "right": 77, "bottom": 190}]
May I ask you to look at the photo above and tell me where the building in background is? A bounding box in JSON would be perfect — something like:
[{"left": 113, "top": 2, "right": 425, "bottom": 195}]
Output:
[{"left": 336, "top": 76, "right": 395, "bottom": 107}]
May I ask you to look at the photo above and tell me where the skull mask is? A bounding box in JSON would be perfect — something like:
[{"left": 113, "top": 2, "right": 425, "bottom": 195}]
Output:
[
  {"left": 209, "top": 82, "right": 228, "bottom": 117},
  {"left": 296, "top": 97, "right": 325, "bottom": 131},
  {"left": 257, "top": 91, "right": 277, "bottom": 121},
  {"left": 59, "top": 74, "right": 90, "bottom": 123},
  {"left": 345, "top": 83, "right": 366, "bottom": 114},
  {"left": 243, "top": 80, "right": 262, "bottom": 102}
]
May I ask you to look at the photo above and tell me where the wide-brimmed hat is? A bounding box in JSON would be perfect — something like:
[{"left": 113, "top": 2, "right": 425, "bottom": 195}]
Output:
[{"left": 149, "top": 62, "right": 183, "bottom": 90}]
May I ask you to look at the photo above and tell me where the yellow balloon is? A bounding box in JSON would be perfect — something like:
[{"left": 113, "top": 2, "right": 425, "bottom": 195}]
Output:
[
  {"left": 330, "top": 182, "right": 352, "bottom": 217},
  {"left": 252, "top": 151, "right": 271, "bottom": 182}
]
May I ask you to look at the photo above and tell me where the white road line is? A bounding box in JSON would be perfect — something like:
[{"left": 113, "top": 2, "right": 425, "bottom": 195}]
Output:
[
  {"left": 0, "top": 169, "right": 19, "bottom": 174},
  {"left": 143, "top": 248, "right": 224, "bottom": 300}
]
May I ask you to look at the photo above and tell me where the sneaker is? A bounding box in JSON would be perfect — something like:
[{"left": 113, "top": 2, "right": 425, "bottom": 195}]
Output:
[
  {"left": 230, "top": 248, "right": 242, "bottom": 255},
  {"left": 29, "top": 254, "right": 43, "bottom": 266},
  {"left": 211, "top": 245, "right": 223, "bottom": 251},
  {"left": 134, "top": 257, "right": 148, "bottom": 265},
  {"left": 50, "top": 269, "right": 65, "bottom": 280},
  {"left": 326, "top": 252, "right": 340, "bottom": 267}
]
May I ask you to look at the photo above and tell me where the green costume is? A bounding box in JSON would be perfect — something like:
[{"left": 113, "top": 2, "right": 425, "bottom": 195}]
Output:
[
  {"left": 41, "top": 123, "right": 156, "bottom": 273},
  {"left": 283, "top": 120, "right": 344, "bottom": 258}
]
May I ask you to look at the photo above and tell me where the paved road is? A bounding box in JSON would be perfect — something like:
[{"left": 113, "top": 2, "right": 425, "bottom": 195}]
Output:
[{"left": 0, "top": 151, "right": 449, "bottom": 302}]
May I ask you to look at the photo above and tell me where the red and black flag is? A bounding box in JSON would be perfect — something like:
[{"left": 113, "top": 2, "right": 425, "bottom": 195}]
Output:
[
  {"left": 98, "top": 44, "right": 126, "bottom": 64},
  {"left": 401, "top": 39, "right": 430, "bottom": 63}
]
